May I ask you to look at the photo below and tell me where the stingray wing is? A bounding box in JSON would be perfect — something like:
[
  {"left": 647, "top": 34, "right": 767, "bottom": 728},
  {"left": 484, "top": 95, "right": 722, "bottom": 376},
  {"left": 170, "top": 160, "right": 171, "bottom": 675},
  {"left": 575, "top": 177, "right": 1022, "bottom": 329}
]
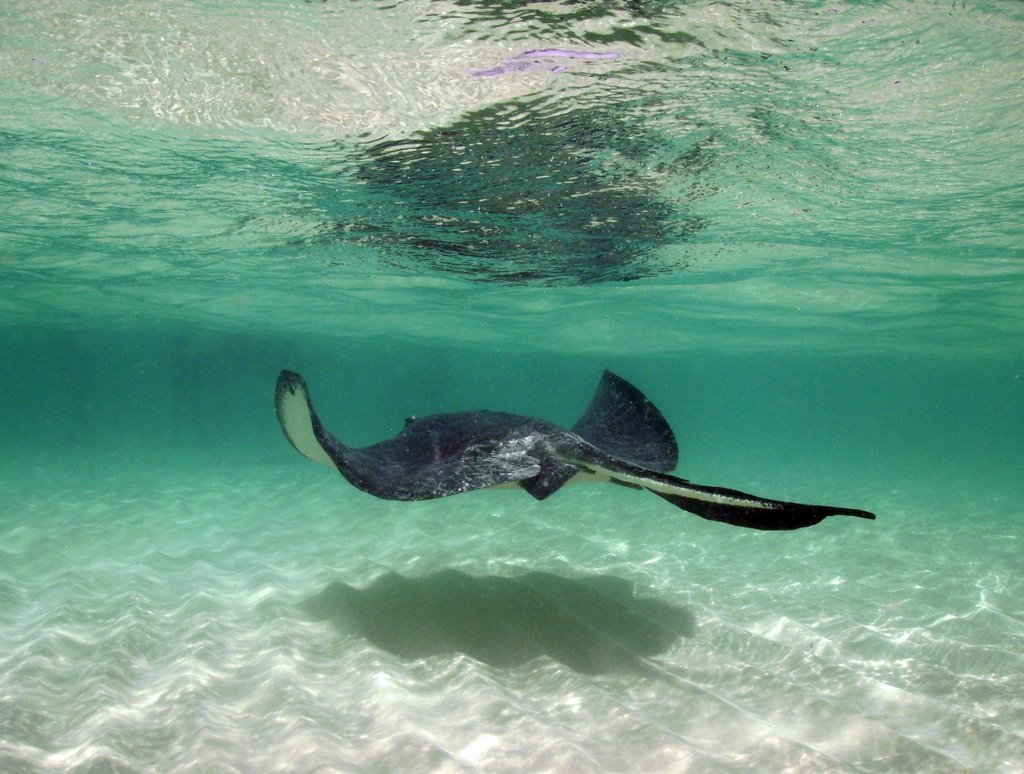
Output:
[
  {"left": 276, "top": 371, "right": 543, "bottom": 500},
  {"left": 518, "top": 369, "right": 679, "bottom": 501},
  {"left": 571, "top": 370, "right": 678, "bottom": 472}
]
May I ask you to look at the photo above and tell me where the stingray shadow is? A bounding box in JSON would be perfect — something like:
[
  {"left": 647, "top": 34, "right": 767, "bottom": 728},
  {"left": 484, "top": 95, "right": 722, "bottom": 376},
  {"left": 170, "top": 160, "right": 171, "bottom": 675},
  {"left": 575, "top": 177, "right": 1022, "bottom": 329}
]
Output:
[{"left": 301, "top": 569, "right": 695, "bottom": 675}]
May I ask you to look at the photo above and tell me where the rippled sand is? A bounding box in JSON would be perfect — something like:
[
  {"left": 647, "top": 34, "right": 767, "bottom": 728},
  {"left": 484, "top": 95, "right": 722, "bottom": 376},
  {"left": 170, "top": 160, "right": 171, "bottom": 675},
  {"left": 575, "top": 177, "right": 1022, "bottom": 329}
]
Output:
[{"left": 2, "top": 462, "right": 1021, "bottom": 772}]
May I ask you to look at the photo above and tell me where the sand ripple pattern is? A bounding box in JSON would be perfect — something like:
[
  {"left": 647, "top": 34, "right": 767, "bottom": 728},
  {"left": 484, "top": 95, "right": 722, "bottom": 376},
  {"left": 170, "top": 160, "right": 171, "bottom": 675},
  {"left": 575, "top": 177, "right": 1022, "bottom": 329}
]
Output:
[{"left": 2, "top": 466, "right": 1023, "bottom": 772}]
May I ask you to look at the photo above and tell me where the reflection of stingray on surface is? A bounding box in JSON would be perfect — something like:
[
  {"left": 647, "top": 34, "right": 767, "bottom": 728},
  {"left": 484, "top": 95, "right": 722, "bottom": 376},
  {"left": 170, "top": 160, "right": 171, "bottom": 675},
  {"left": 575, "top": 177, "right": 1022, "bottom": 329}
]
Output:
[
  {"left": 331, "top": 98, "right": 710, "bottom": 285},
  {"left": 301, "top": 569, "right": 696, "bottom": 675}
]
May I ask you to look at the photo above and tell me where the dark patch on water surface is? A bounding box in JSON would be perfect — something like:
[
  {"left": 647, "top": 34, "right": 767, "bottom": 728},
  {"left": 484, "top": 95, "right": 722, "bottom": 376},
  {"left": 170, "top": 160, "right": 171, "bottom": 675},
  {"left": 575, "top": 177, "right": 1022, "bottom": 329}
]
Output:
[
  {"left": 312, "top": 0, "right": 681, "bottom": 27},
  {"left": 322, "top": 98, "right": 713, "bottom": 285},
  {"left": 302, "top": 569, "right": 695, "bottom": 674},
  {"left": 435, "top": 0, "right": 682, "bottom": 24}
]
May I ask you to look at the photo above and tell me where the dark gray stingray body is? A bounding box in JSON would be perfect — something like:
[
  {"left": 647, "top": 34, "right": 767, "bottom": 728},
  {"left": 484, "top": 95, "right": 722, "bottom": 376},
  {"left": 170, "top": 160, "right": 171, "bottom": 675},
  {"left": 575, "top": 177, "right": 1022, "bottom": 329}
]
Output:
[{"left": 275, "top": 369, "right": 875, "bottom": 531}]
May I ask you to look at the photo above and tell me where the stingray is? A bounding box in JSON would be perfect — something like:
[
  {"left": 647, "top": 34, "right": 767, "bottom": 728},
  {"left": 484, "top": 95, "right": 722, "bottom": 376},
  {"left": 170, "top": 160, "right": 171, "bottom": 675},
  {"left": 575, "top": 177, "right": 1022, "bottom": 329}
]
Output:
[{"left": 275, "top": 369, "right": 875, "bottom": 530}]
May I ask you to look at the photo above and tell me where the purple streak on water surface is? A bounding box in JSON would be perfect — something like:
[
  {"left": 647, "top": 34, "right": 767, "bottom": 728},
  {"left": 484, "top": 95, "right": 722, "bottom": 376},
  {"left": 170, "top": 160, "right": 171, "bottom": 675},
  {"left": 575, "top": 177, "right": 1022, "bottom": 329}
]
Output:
[{"left": 469, "top": 49, "right": 620, "bottom": 77}]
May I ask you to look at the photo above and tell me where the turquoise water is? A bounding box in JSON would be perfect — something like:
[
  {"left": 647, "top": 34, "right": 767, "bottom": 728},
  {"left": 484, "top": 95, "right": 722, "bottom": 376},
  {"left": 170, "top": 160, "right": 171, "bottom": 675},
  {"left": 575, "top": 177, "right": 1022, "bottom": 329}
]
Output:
[{"left": 2, "top": 1, "right": 1024, "bottom": 771}]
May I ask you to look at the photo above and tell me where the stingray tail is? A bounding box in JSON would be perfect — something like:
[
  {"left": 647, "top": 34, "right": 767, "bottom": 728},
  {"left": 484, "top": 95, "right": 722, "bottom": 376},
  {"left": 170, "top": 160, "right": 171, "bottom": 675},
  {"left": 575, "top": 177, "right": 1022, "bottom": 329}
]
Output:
[
  {"left": 651, "top": 487, "right": 876, "bottom": 531},
  {"left": 567, "top": 450, "right": 876, "bottom": 531}
]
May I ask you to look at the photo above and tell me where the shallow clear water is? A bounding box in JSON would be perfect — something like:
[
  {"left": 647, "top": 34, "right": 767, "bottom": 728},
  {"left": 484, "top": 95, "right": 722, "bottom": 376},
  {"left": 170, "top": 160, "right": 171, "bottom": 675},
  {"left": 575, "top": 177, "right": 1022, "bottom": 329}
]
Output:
[{"left": 2, "top": 1, "right": 1023, "bottom": 772}]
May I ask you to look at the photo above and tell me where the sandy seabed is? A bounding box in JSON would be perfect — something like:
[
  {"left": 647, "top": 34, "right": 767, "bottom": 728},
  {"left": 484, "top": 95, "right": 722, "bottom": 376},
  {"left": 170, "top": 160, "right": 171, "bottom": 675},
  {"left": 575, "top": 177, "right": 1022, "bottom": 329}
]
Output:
[{"left": 1, "top": 461, "right": 1022, "bottom": 773}]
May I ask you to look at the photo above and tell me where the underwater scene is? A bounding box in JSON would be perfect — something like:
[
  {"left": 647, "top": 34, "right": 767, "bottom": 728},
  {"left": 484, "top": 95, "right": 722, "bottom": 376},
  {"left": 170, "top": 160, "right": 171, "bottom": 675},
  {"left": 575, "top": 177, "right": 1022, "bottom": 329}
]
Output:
[{"left": 2, "top": 1, "right": 1023, "bottom": 771}]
